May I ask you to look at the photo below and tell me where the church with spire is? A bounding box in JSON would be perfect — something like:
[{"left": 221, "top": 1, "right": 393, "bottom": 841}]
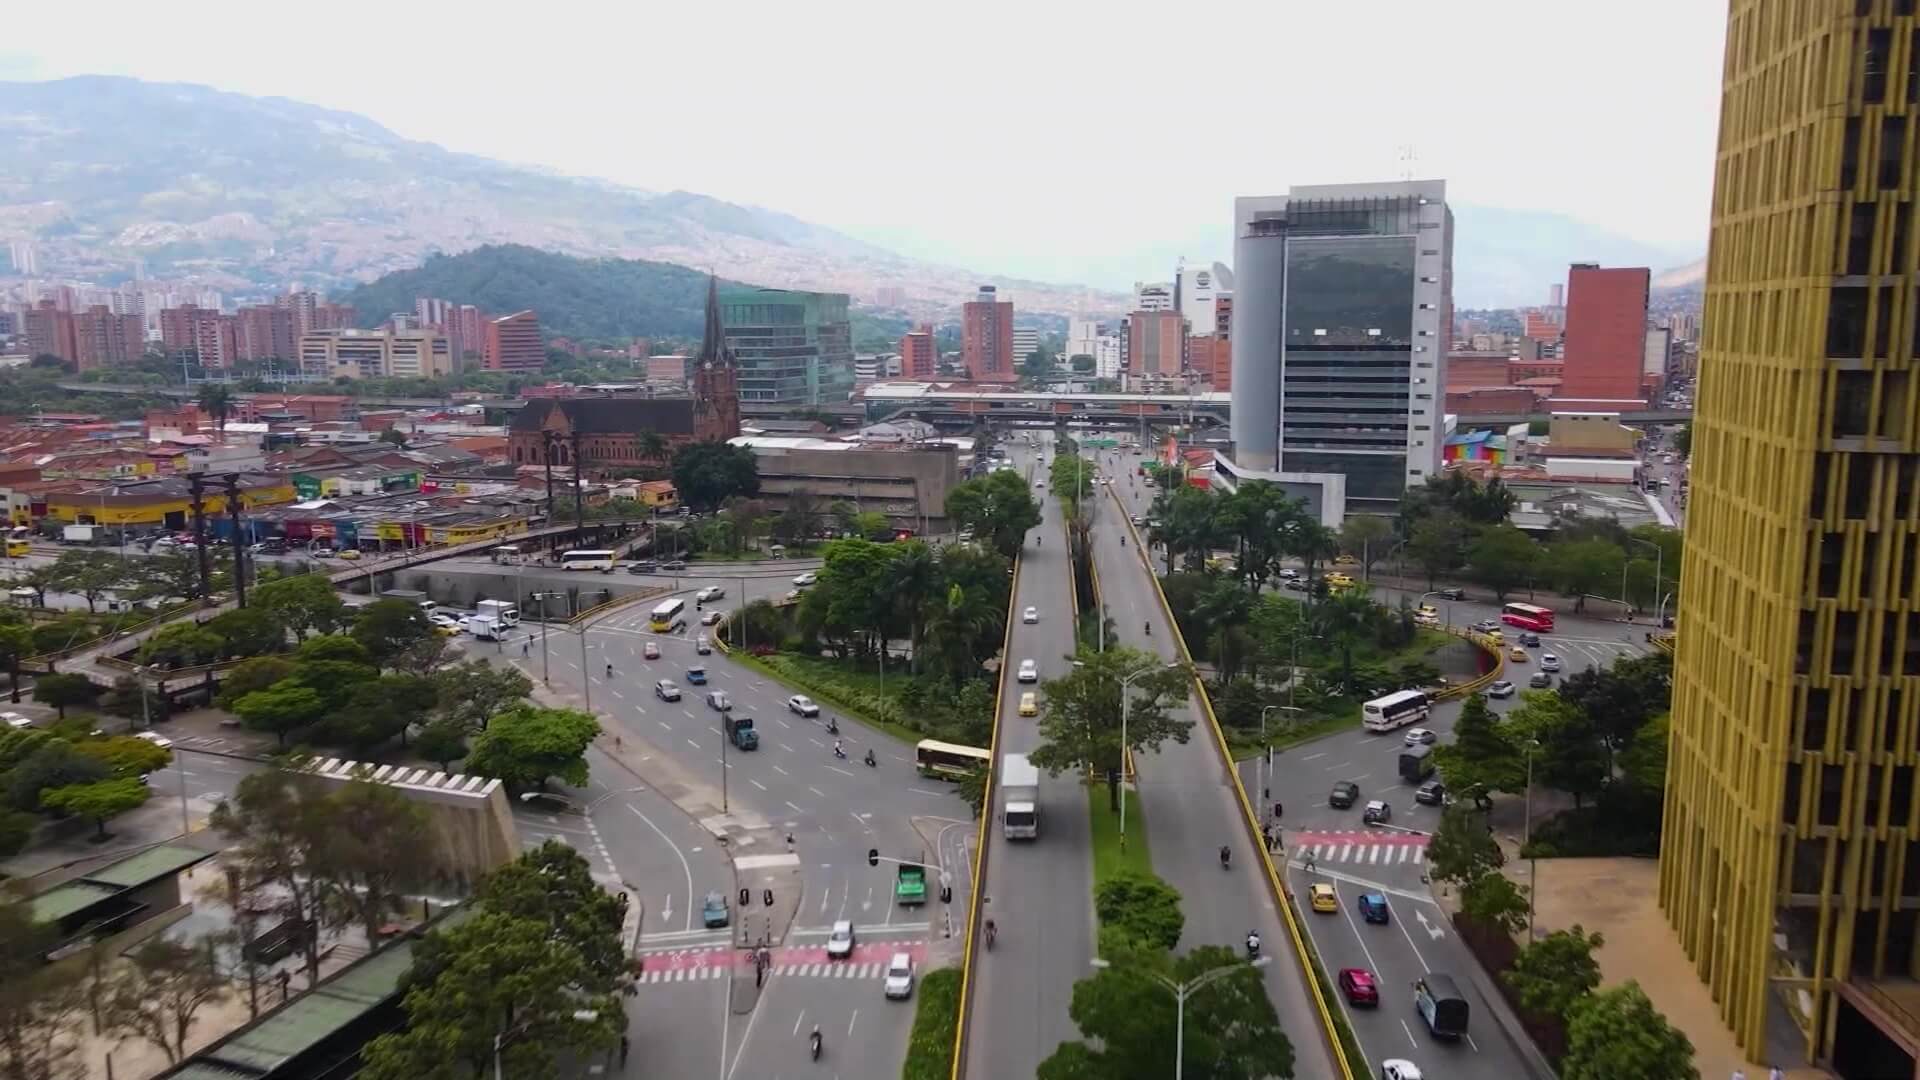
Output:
[
  {"left": 691, "top": 275, "right": 742, "bottom": 442},
  {"left": 505, "top": 275, "right": 742, "bottom": 474}
]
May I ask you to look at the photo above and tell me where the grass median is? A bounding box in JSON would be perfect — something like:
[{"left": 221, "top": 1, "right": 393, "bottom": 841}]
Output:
[
  {"left": 1087, "top": 780, "right": 1153, "bottom": 888},
  {"left": 901, "top": 967, "right": 962, "bottom": 1080}
]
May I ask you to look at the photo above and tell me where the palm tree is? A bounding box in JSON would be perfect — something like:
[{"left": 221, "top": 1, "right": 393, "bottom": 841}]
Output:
[
  {"left": 923, "top": 583, "right": 1001, "bottom": 683},
  {"left": 197, "top": 384, "right": 235, "bottom": 436},
  {"left": 1314, "top": 588, "right": 1378, "bottom": 692},
  {"left": 1294, "top": 523, "right": 1339, "bottom": 586},
  {"left": 886, "top": 543, "right": 940, "bottom": 673}
]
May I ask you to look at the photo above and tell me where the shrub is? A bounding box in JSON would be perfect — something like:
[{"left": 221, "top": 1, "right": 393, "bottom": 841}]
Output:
[{"left": 901, "top": 967, "right": 961, "bottom": 1080}]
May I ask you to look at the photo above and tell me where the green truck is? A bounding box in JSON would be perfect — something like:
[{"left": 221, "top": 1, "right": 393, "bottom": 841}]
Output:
[
  {"left": 723, "top": 714, "right": 758, "bottom": 751},
  {"left": 894, "top": 863, "right": 927, "bottom": 906}
]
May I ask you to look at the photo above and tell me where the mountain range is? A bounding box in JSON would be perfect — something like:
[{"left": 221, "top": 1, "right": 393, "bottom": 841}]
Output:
[{"left": 0, "top": 75, "right": 1700, "bottom": 315}]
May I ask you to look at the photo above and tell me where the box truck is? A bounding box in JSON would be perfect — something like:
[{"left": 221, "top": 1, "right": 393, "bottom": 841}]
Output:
[{"left": 1002, "top": 753, "right": 1040, "bottom": 840}]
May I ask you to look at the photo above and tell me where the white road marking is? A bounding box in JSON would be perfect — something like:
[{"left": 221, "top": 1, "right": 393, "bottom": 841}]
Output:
[{"left": 749, "top": 779, "right": 767, "bottom": 791}]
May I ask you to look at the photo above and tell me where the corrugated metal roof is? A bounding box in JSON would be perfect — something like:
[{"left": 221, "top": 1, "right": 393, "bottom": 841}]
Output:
[
  {"left": 28, "top": 880, "right": 118, "bottom": 923},
  {"left": 84, "top": 844, "right": 211, "bottom": 888}
]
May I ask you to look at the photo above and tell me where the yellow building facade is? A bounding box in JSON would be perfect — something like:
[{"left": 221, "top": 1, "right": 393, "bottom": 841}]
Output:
[{"left": 1661, "top": 2, "right": 1920, "bottom": 1073}]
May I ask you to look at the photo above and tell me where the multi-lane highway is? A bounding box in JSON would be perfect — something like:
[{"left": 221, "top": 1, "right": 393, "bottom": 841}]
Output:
[
  {"left": 1091, "top": 455, "right": 1346, "bottom": 1078},
  {"left": 963, "top": 433, "right": 1095, "bottom": 1080},
  {"left": 496, "top": 562, "right": 975, "bottom": 1080}
]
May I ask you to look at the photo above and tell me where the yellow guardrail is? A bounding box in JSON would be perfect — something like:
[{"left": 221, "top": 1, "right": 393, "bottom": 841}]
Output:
[
  {"left": 1652, "top": 631, "right": 1676, "bottom": 655},
  {"left": 949, "top": 546, "right": 1021, "bottom": 1079},
  {"left": 1106, "top": 486, "right": 1356, "bottom": 1080},
  {"left": 566, "top": 584, "right": 669, "bottom": 627},
  {"left": 1434, "top": 626, "right": 1506, "bottom": 700}
]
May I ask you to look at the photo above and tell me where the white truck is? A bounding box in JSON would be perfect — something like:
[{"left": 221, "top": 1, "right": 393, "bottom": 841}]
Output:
[
  {"left": 475, "top": 599, "right": 520, "bottom": 628},
  {"left": 62, "top": 524, "right": 99, "bottom": 544},
  {"left": 1002, "top": 753, "right": 1040, "bottom": 840},
  {"left": 465, "top": 615, "right": 507, "bottom": 641}
]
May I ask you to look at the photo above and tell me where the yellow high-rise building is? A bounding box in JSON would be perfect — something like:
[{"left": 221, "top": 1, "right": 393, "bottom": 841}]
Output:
[{"left": 1661, "top": 2, "right": 1920, "bottom": 1073}]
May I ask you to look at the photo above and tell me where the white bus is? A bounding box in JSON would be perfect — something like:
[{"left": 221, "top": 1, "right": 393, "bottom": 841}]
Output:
[
  {"left": 1362, "top": 689, "right": 1431, "bottom": 733},
  {"left": 650, "top": 598, "right": 688, "bottom": 633},
  {"left": 559, "top": 549, "right": 617, "bottom": 572}
]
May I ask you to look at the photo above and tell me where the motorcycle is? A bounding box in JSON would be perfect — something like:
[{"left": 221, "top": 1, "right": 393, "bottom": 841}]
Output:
[
  {"left": 826, "top": 718, "right": 840, "bottom": 736},
  {"left": 1246, "top": 932, "right": 1261, "bottom": 960},
  {"left": 864, "top": 749, "right": 877, "bottom": 768},
  {"left": 833, "top": 744, "right": 848, "bottom": 761},
  {"left": 810, "top": 1026, "right": 822, "bottom": 1061},
  {"left": 1219, "top": 845, "right": 1231, "bottom": 870}
]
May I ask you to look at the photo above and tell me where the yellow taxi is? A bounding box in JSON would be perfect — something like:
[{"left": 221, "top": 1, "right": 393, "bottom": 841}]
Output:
[
  {"left": 1508, "top": 646, "right": 1528, "bottom": 662},
  {"left": 338, "top": 548, "right": 361, "bottom": 560},
  {"left": 1333, "top": 554, "right": 1358, "bottom": 567},
  {"left": 1018, "top": 692, "right": 1038, "bottom": 717},
  {"left": 1325, "top": 572, "right": 1354, "bottom": 586},
  {"left": 1309, "top": 883, "right": 1338, "bottom": 912},
  {"left": 1417, "top": 604, "right": 1438, "bottom": 619}
]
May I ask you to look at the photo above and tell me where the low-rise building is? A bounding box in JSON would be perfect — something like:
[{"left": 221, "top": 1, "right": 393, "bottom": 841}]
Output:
[{"left": 729, "top": 435, "right": 961, "bottom": 534}]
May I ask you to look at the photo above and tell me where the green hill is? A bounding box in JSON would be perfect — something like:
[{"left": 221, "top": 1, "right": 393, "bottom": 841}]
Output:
[{"left": 339, "top": 244, "right": 734, "bottom": 341}]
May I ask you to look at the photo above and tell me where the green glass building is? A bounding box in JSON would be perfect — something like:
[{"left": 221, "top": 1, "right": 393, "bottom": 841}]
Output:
[{"left": 717, "top": 286, "right": 856, "bottom": 405}]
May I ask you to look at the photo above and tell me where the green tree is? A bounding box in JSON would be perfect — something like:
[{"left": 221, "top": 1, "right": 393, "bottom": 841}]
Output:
[
  {"left": 103, "top": 935, "right": 229, "bottom": 1065},
  {"left": 1337, "top": 514, "right": 1392, "bottom": 578},
  {"left": 251, "top": 573, "right": 346, "bottom": 639},
  {"left": 0, "top": 809, "right": 31, "bottom": 857},
  {"left": 196, "top": 384, "right": 235, "bottom": 434},
  {"left": 1670, "top": 422, "right": 1692, "bottom": 458},
  {"left": 945, "top": 469, "right": 1042, "bottom": 560},
  {"left": 1039, "top": 940, "right": 1294, "bottom": 1080},
  {"left": 1021, "top": 345, "right": 1056, "bottom": 383},
  {"left": 1460, "top": 871, "right": 1529, "bottom": 935},
  {"left": 137, "top": 622, "right": 225, "bottom": 669},
  {"left": 7, "top": 740, "right": 110, "bottom": 811},
  {"left": 1505, "top": 924, "right": 1605, "bottom": 1016},
  {"left": 472, "top": 841, "right": 628, "bottom": 984},
  {"left": 0, "top": 623, "right": 33, "bottom": 704},
  {"left": 350, "top": 599, "right": 435, "bottom": 666},
  {"left": 1408, "top": 510, "right": 1471, "bottom": 589},
  {"left": 1621, "top": 713, "right": 1671, "bottom": 794},
  {"left": 426, "top": 660, "right": 533, "bottom": 733},
  {"left": 33, "top": 672, "right": 99, "bottom": 718},
  {"left": 1431, "top": 693, "right": 1526, "bottom": 808},
  {"left": 1558, "top": 651, "right": 1672, "bottom": 756},
  {"left": 377, "top": 428, "right": 407, "bottom": 447},
  {"left": 1311, "top": 586, "right": 1378, "bottom": 692},
  {"left": 414, "top": 720, "right": 469, "bottom": 770},
  {"left": 358, "top": 909, "right": 620, "bottom": 1080},
  {"left": 312, "top": 780, "right": 437, "bottom": 941},
  {"left": 885, "top": 542, "right": 941, "bottom": 673},
  {"left": 1468, "top": 524, "right": 1539, "bottom": 602},
  {"left": 294, "top": 633, "right": 374, "bottom": 665},
  {"left": 1029, "top": 647, "right": 1191, "bottom": 811},
  {"left": 205, "top": 607, "right": 287, "bottom": 658},
  {"left": 74, "top": 735, "right": 172, "bottom": 779},
  {"left": 1542, "top": 537, "right": 1628, "bottom": 614},
  {"left": 210, "top": 769, "right": 331, "bottom": 986},
  {"left": 231, "top": 684, "right": 327, "bottom": 746},
  {"left": 1093, "top": 873, "right": 1184, "bottom": 951},
  {"left": 48, "top": 550, "right": 129, "bottom": 613},
  {"left": 42, "top": 776, "right": 151, "bottom": 839},
  {"left": 214, "top": 656, "right": 298, "bottom": 710},
  {"left": 323, "top": 675, "right": 437, "bottom": 752},
  {"left": 671, "top": 440, "right": 760, "bottom": 511},
  {"left": 463, "top": 706, "right": 600, "bottom": 790},
  {"left": 1511, "top": 690, "right": 1609, "bottom": 808},
  {"left": 1561, "top": 982, "right": 1698, "bottom": 1080},
  {"left": 0, "top": 895, "right": 85, "bottom": 1080},
  {"left": 1426, "top": 801, "right": 1504, "bottom": 888}
]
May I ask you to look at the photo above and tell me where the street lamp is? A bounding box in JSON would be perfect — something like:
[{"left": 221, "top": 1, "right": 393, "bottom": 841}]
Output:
[
  {"left": 1419, "top": 589, "right": 1454, "bottom": 630},
  {"left": 1524, "top": 737, "right": 1541, "bottom": 938},
  {"left": 1627, "top": 537, "right": 1663, "bottom": 618},
  {"left": 1089, "top": 954, "right": 1270, "bottom": 1079},
  {"left": 1074, "top": 659, "right": 1178, "bottom": 848},
  {"left": 1257, "top": 705, "right": 1302, "bottom": 811}
]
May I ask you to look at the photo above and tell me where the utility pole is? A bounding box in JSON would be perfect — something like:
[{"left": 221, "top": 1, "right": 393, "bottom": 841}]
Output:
[
  {"left": 569, "top": 429, "right": 586, "bottom": 536},
  {"left": 186, "top": 472, "right": 212, "bottom": 601},
  {"left": 223, "top": 474, "right": 247, "bottom": 608},
  {"left": 541, "top": 431, "right": 559, "bottom": 533}
]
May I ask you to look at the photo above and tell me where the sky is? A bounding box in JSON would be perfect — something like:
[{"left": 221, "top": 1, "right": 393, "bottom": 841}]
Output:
[{"left": 1, "top": 0, "right": 1728, "bottom": 288}]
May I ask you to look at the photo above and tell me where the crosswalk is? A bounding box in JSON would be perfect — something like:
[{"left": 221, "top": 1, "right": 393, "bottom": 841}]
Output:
[
  {"left": 629, "top": 941, "right": 923, "bottom": 990},
  {"left": 1290, "top": 829, "right": 1429, "bottom": 866}
]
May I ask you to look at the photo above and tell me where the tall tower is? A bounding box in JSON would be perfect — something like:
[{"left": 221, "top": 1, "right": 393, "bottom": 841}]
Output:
[
  {"left": 692, "top": 276, "right": 742, "bottom": 441},
  {"left": 1660, "top": 4, "right": 1920, "bottom": 1070}
]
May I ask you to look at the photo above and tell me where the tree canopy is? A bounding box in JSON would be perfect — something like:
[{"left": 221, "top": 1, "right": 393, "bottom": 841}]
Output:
[{"left": 672, "top": 441, "right": 760, "bottom": 511}]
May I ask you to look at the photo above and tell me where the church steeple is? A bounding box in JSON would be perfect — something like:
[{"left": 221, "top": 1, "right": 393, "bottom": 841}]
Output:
[{"left": 696, "top": 275, "right": 734, "bottom": 370}]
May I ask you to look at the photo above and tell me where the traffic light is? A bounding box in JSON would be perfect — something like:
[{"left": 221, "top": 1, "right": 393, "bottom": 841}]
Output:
[{"left": 867, "top": 848, "right": 880, "bottom": 867}]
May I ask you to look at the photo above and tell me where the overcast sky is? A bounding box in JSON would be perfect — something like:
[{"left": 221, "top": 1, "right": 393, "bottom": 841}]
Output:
[{"left": 2, "top": 0, "right": 1728, "bottom": 275}]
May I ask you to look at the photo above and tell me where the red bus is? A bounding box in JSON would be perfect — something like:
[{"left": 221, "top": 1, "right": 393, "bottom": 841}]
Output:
[{"left": 1502, "top": 603, "right": 1555, "bottom": 633}]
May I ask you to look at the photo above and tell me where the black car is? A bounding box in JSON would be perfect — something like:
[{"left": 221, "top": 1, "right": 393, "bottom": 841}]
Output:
[
  {"left": 1517, "top": 631, "right": 1541, "bottom": 647},
  {"left": 1415, "top": 779, "right": 1446, "bottom": 806},
  {"left": 628, "top": 560, "right": 658, "bottom": 574},
  {"left": 661, "top": 559, "right": 688, "bottom": 571},
  {"left": 1437, "top": 587, "right": 1467, "bottom": 601},
  {"left": 1328, "top": 780, "right": 1360, "bottom": 809}
]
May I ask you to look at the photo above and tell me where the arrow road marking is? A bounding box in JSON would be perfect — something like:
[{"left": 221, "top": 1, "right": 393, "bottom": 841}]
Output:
[
  {"left": 1414, "top": 909, "right": 1445, "bottom": 941},
  {"left": 662, "top": 893, "right": 674, "bottom": 921}
]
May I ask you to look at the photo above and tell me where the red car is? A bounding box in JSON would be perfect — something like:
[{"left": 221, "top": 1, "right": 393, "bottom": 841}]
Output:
[{"left": 1338, "top": 967, "right": 1378, "bottom": 1006}]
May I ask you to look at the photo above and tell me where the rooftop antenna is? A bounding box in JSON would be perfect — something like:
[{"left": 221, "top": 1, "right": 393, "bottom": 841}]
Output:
[{"left": 1397, "top": 145, "right": 1418, "bottom": 181}]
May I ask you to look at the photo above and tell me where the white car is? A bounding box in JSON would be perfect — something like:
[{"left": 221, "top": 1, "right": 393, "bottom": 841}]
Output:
[
  {"left": 792, "top": 572, "right": 818, "bottom": 587},
  {"left": 1402, "top": 728, "right": 1437, "bottom": 746},
  {"left": 654, "top": 679, "right": 682, "bottom": 702},
  {"left": 1022, "top": 606, "right": 1038, "bottom": 624},
  {"left": 1487, "top": 680, "right": 1517, "bottom": 699},
  {"left": 134, "top": 731, "right": 174, "bottom": 748},
  {"left": 705, "top": 690, "right": 732, "bottom": 712},
  {"left": 1, "top": 712, "right": 31, "bottom": 729},
  {"left": 701, "top": 610, "right": 724, "bottom": 626},
  {"left": 696, "top": 586, "right": 724, "bottom": 602},
  {"left": 1017, "top": 659, "right": 1038, "bottom": 683},
  {"left": 826, "top": 919, "right": 855, "bottom": 960},
  {"left": 788, "top": 695, "right": 820, "bottom": 717},
  {"left": 430, "top": 613, "right": 463, "bottom": 632},
  {"left": 883, "top": 952, "right": 915, "bottom": 999},
  {"left": 1278, "top": 567, "right": 1299, "bottom": 580},
  {"left": 1540, "top": 653, "right": 1562, "bottom": 672},
  {"left": 1381, "top": 1062, "right": 1423, "bottom": 1080}
]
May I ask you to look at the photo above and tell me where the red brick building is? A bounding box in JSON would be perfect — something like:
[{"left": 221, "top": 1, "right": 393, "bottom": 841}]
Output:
[
  {"left": 22, "top": 301, "right": 77, "bottom": 365},
  {"left": 236, "top": 305, "right": 298, "bottom": 363},
  {"left": 1128, "top": 310, "right": 1186, "bottom": 376},
  {"left": 509, "top": 279, "right": 740, "bottom": 474},
  {"left": 159, "top": 304, "right": 239, "bottom": 368},
  {"left": 72, "top": 305, "right": 145, "bottom": 370},
  {"left": 961, "top": 286, "right": 1016, "bottom": 383},
  {"left": 899, "top": 324, "right": 937, "bottom": 379},
  {"left": 484, "top": 310, "right": 544, "bottom": 372},
  {"left": 1557, "top": 264, "right": 1649, "bottom": 407}
]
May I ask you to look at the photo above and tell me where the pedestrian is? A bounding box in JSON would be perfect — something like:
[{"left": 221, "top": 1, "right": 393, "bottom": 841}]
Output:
[
  {"left": 620, "top": 1034, "right": 630, "bottom": 1065},
  {"left": 1768, "top": 1069, "right": 1784, "bottom": 1080}
]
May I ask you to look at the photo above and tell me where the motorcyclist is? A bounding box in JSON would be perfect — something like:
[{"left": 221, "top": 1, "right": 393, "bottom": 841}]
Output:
[
  {"left": 605, "top": 662, "right": 614, "bottom": 678},
  {"left": 1144, "top": 620, "right": 1152, "bottom": 636},
  {"left": 810, "top": 1025, "right": 822, "bottom": 1059},
  {"left": 864, "top": 748, "right": 877, "bottom": 767},
  {"left": 1246, "top": 930, "right": 1261, "bottom": 957},
  {"left": 826, "top": 717, "right": 839, "bottom": 735},
  {"left": 1219, "top": 845, "right": 1231, "bottom": 868},
  {"left": 985, "top": 918, "right": 997, "bottom": 948},
  {"left": 833, "top": 739, "right": 846, "bottom": 760}
]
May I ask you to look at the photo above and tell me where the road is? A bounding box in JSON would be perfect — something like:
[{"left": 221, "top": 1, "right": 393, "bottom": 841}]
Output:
[
  {"left": 1093, "top": 452, "right": 1346, "bottom": 1078},
  {"left": 494, "top": 566, "right": 974, "bottom": 1080},
  {"left": 1248, "top": 593, "right": 1649, "bottom": 1080},
  {"left": 963, "top": 431, "right": 1095, "bottom": 1080}
]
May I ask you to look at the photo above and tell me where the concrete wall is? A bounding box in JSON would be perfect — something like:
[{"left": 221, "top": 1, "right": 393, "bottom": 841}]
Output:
[
  {"left": 304, "top": 760, "right": 518, "bottom": 890},
  {"left": 750, "top": 444, "right": 959, "bottom": 532}
]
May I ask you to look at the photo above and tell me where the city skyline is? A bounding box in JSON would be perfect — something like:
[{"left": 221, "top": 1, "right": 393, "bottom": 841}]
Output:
[{"left": 0, "top": 0, "right": 1723, "bottom": 293}]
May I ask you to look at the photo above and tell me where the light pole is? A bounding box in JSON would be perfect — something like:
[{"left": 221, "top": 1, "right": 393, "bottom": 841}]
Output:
[
  {"left": 1524, "top": 738, "right": 1541, "bottom": 938},
  {"left": 1657, "top": 590, "right": 1675, "bottom": 630},
  {"left": 1629, "top": 537, "right": 1663, "bottom": 617},
  {"left": 1076, "top": 659, "right": 1178, "bottom": 848},
  {"left": 1089, "top": 954, "right": 1270, "bottom": 1079},
  {"left": 1258, "top": 705, "right": 1301, "bottom": 811}
]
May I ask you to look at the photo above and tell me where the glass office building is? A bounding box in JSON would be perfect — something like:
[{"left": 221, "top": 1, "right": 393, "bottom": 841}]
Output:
[{"left": 718, "top": 287, "right": 856, "bottom": 405}]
